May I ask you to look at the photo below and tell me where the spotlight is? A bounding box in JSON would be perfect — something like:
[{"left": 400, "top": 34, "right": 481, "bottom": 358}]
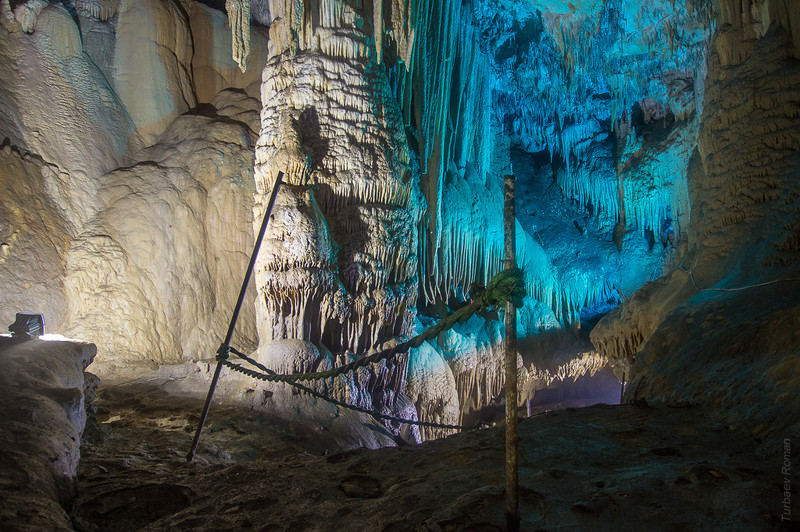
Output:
[{"left": 9, "top": 313, "right": 45, "bottom": 339}]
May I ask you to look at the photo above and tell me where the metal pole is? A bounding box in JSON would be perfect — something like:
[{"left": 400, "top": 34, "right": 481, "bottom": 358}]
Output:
[
  {"left": 503, "top": 173, "right": 519, "bottom": 532},
  {"left": 187, "top": 172, "right": 284, "bottom": 462}
]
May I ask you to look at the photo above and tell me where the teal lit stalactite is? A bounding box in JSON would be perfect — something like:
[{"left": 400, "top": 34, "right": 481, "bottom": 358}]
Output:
[
  {"left": 613, "top": 115, "right": 629, "bottom": 252},
  {"left": 503, "top": 173, "right": 519, "bottom": 532}
]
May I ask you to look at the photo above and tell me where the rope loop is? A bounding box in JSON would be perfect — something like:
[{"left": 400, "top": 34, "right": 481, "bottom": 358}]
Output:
[
  {"left": 216, "top": 344, "right": 231, "bottom": 361},
  {"left": 481, "top": 267, "right": 526, "bottom": 308}
]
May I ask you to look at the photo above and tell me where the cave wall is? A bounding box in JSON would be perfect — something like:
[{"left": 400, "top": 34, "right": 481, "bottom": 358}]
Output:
[
  {"left": 0, "top": 0, "right": 267, "bottom": 374},
  {"left": 592, "top": 0, "right": 800, "bottom": 450}
]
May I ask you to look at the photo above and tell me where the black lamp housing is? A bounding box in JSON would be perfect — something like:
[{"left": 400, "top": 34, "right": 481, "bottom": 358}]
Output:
[{"left": 9, "top": 313, "right": 45, "bottom": 338}]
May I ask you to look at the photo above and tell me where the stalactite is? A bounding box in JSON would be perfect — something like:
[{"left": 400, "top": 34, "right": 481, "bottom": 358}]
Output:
[
  {"left": 226, "top": 0, "right": 250, "bottom": 72},
  {"left": 374, "top": 0, "right": 382, "bottom": 64},
  {"left": 613, "top": 115, "right": 629, "bottom": 251},
  {"left": 75, "top": 0, "right": 117, "bottom": 21},
  {"left": 248, "top": 0, "right": 716, "bottom": 438}
]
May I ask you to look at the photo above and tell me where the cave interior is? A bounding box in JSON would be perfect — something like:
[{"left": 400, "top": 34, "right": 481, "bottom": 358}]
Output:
[{"left": 0, "top": 0, "right": 799, "bottom": 529}]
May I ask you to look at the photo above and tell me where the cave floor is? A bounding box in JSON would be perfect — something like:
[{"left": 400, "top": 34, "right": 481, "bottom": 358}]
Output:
[{"left": 70, "top": 382, "right": 785, "bottom": 531}]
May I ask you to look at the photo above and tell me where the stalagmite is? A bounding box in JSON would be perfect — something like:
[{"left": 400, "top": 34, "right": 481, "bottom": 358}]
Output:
[{"left": 406, "top": 342, "right": 460, "bottom": 441}]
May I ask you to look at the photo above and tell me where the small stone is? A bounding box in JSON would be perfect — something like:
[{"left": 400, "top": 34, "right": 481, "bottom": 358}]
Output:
[{"left": 339, "top": 475, "right": 383, "bottom": 498}]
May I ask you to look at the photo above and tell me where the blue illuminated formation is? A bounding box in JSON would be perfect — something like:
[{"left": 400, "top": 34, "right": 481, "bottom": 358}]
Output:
[{"left": 405, "top": 0, "right": 712, "bottom": 329}]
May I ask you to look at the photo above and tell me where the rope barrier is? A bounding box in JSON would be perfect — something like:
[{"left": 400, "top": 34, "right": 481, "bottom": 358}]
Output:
[
  {"left": 216, "top": 268, "right": 525, "bottom": 384},
  {"left": 222, "top": 350, "right": 480, "bottom": 431},
  {"left": 686, "top": 269, "right": 800, "bottom": 292},
  {"left": 214, "top": 267, "right": 525, "bottom": 432},
  {"left": 188, "top": 171, "right": 285, "bottom": 462},
  {"left": 185, "top": 170, "right": 524, "bottom": 457},
  {"left": 679, "top": 255, "right": 800, "bottom": 293}
]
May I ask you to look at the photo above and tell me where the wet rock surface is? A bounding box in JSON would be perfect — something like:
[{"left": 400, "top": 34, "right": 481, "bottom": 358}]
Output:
[{"left": 69, "top": 382, "right": 783, "bottom": 531}]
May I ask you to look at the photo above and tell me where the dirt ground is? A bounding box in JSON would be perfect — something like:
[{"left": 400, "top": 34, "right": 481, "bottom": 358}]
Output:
[{"left": 68, "top": 380, "right": 793, "bottom": 531}]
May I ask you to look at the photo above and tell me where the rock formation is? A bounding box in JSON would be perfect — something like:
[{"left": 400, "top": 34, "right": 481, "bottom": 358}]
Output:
[
  {"left": 0, "top": 337, "right": 96, "bottom": 530},
  {"left": 247, "top": 0, "right": 424, "bottom": 430},
  {"left": 591, "top": 0, "right": 800, "bottom": 452},
  {"left": 62, "top": 89, "right": 262, "bottom": 373},
  {"left": 0, "top": 0, "right": 267, "bottom": 377}
]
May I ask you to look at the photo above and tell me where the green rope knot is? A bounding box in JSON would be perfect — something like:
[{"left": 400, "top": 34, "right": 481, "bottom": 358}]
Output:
[
  {"left": 216, "top": 344, "right": 231, "bottom": 361},
  {"left": 482, "top": 267, "right": 526, "bottom": 308}
]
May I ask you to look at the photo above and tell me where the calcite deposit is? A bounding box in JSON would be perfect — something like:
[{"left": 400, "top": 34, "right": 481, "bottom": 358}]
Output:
[
  {"left": 245, "top": 0, "right": 426, "bottom": 429},
  {"left": 63, "top": 90, "right": 262, "bottom": 372},
  {"left": 253, "top": 12, "right": 422, "bottom": 353},
  {"left": 0, "top": 0, "right": 268, "bottom": 376},
  {"left": 190, "top": 2, "right": 267, "bottom": 102}
]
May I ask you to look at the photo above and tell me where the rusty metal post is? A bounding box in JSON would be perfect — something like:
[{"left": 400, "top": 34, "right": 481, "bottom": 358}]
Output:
[{"left": 503, "top": 173, "right": 519, "bottom": 532}]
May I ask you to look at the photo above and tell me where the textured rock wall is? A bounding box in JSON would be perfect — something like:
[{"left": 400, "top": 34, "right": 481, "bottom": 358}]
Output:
[
  {"left": 406, "top": 340, "right": 460, "bottom": 441},
  {"left": 592, "top": 1, "right": 800, "bottom": 449},
  {"left": 0, "top": 1, "right": 139, "bottom": 231},
  {"left": 411, "top": 0, "right": 711, "bottom": 325},
  {"left": 63, "top": 90, "right": 261, "bottom": 373},
  {"left": 692, "top": 2, "right": 800, "bottom": 275},
  {"left": 107, "top": 0, "right": 196, "bottom": 145},
  {"left": 0, "top": 145, "right": 70, "bottom": 332},
  {"left": 7, "top": 0, "right": 793, "bottom": 447},
  {"left": 0, "top": 1, "right": 268, "bottom": 376},
  {"left": 253, "top": 0, "right": 422, "bottom": 355}
]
